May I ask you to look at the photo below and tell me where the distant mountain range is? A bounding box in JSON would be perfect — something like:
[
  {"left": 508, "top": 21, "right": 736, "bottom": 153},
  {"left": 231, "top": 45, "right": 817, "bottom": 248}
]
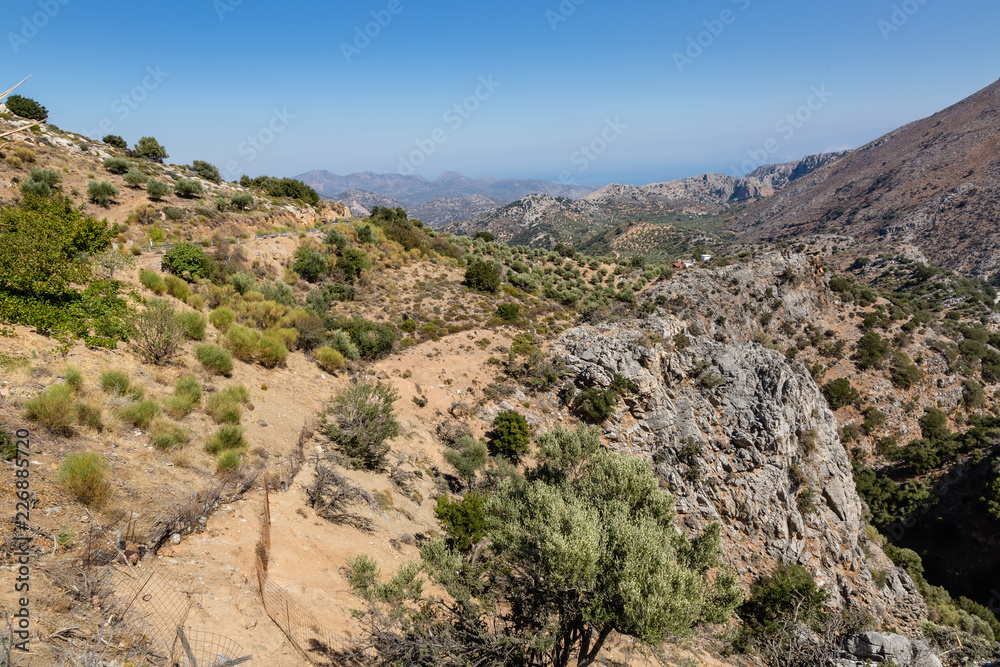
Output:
[
  {"left": 440, "top": 153, "right": 845, "bottom": 248},
  {"left": 294, "top": 170, "right": 599, "bottom": 226},
  {"left": 733, "top": 78, "right": 1000, "bottom": 279}
]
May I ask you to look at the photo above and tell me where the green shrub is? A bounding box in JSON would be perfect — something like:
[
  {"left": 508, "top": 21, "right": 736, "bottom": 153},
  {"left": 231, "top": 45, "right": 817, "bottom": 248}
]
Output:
[
  {"left": 573, "top": 386, "right": 619, "bottom": 423},
  {"left": 356, "top": 224, "right": 378, "bottom": 244},
  {"left": 206, "top": 392, "right": 242, "bottom": 424},
  {"left": 329, "top": 329, "right": 360, "bottom": 360},
  {"left": 341, "top": 317, "right": 396, "bottom": 359},
  {"left": 464, "top": 260, "right": 501, "bottom": 293},
  {"left": 324, "top": 381, "right": 400, "bottom": 470},
  {"left": 324, "top": 228, "right": 349, "bottom": 249},
  {"left": 256, "top": 335, "right": 288, "bottom": 368},
  {"left": 100, "top": 369, "right": 139, "bottom": 397},
  {"left": 191, "top": 160, "right": 221, "bottom": 183},
  {"left": 117, "top": 400, "right": 160, "bottom": 428},
  {"left": 491, "top": 410, "right": 531, "bottom": 459},
  {"left": 103, "top": 157, "right": 131, "bottom": 175},
  {"left": 209, "top": 307, "right": 236, "bottom": 332},
  {"left": 336, "top": 248, "right": 371, "bottom": 284},
  {"left": 64, "top": 365, "right": 84, "bottom": 392},
  {"left": 890, "top": 351, "right": 923, "bottom": 389},
  {"left": 75, "top": 401, "right": 104, "bottom": 432},
  {"left": 231, "top": 193, "right": 254, "bottom": 210},
  {"left": 130, "top": 298, "right": 183, "bottom": 365},
  {"left": 162, "top": 243, "right": 211, "bottom": 279},
  {"left": 103, "top": 134, "right": 127, "bottom": 149},
  {"left": 315, "top": 346, "right": 345, "bottom": 372},
  {"left": 216, "top": 449, "right": 243, "bottom": 471},
  {"left": 88, "top": 180, "right": 119, "bottom": 206},
  {"left": 58, "top": 452, "right": 110, "bottom": 506},
  {"left": 855, "top": 330, "right": 889, "bottom": 370},
  {"left": 139, "top": 268, "right": 166, "bottom": 294},
  {"left": 121, "top": 170, "right": 148, "bottom": 188},
  {"left": 205, "top": 424, "right": 246, "bottom": 454},
  {"left": 0, "top": 426, "right": 17, "bottom": 461},
  {"left": 293, "top": 246, "right": 329, "bottom": 283},
  {"left": 443, "top": 435, "right": 488, "bottom": 487},
  {"left": 6, "top": 94, "right": 47, "bottom": 120},
  {"left": 24, "top": 384, "right": 76, "bottom": 435},
  {"left": 195, "top": 343, "right": 233, "bottom": 375},
  {"left": 230, "top": 271, "right": 257, "bottom": 295},
  {"left": 163, "top": 275, "right": 191, "bottom": 301},
  {"left": 224, "top": 325, "right": 261, "bottom": 362},
  {"left": 150, "top": 419, "right": 190, "bottom": 450},
  {"left": 20, "top": 179, "right": 51, "bottom": 197},
  {"left": 259, "top": 280, "right": 295, "bottom": 307},
  {"left": 822, "top": 378, "right": 861, "bottom": 410},
  {"left": 434, "top": 492, "right": 486, "bottom": 552},
  {"left": 174, "top": 178, "right": 204, "bottom": 198},
  {"left": 135, "top": 136, "right": 168, "bottom": 162},
  {"left": 146, "top": 179, "right": 171, "bottom": 200},
  {"left": 28, "top": 167, "right": 62, "bottom": 188},
  {"left": 176, "top": 311, "right": 207, "bottom": 340},
  {"left": 734, "top": 562, "right": 830, "bottom": 653},
  {"left": 496, "top": 303, "right": 520, "bottom": 322}
]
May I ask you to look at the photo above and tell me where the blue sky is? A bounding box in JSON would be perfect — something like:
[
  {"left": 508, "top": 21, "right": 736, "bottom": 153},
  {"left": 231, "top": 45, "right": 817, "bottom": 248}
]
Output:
[{"left": 3, "top": 0, "right": 998, "bottom": 186}]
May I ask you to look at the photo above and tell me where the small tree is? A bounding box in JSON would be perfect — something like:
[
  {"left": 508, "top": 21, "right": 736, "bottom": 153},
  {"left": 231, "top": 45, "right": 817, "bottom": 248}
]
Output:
[
  {"left": 174, "top": 178, "right": 204, "bottom": 198},
  {"left": 103, "top": 134, "right": 128, "bottom": 149},
  {"left": 473, "top": 231, "right": 495, "bottom": 242},
  {"left": 443, "top": 434, "right": 488, "bottom": 487},
  {"left": 92, "top": 248, "right": 136, "bottom": 279},
  {"left": 123, "top": 170, "right": 149, "bottom": 188},
  {"left": 465, "top": 259, "right": 501, "bottom": 293},
  {"left": 231, "top": 192, "right": 254, "bottom": 210},
  {"left": 135, "top": 136, "right": 168, "bottom": 162},
  {"left": 162, "top": 242, "right": 211, "bottom": 279},
  {"left": 821, "top": 378, "right": 860, "bottom": 410},
  {"left": 293, "top": 246, "right": 329, "bottom": 283},
  {"left": 130, "top": 298, "right": 183, "bottom": 365},
  {"left": 6, "top": 94, "right": 47, "bottom": 120},
  {"left": 337, "top": 248, "right": 371, "bottom": 283},
  {"left": 191, "top": 160, "right": 221, "bottom": 182},
  {"left": 103, "top": 157, "right": 131, "bottom": 175},
  {"left": 324, "top": 381, "right": 400, "bottom": 470},
  {"left": 146, "top": 179, "right": 171, "bottom": 200},
  {"left": 87, "top": 181, "right": 119, "bottom": 206},
  {"left": 491, "top": 410, "right": 531, "bottom": 460}
]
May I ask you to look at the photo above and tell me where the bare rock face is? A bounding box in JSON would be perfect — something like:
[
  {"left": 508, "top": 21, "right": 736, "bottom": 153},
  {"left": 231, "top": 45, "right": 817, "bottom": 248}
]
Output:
[
  {"left": 835, "top": 632, "right": 943, "bottom": 667},
  {"left": 554, "top": 316, "right": 927, "bottom": 629}
]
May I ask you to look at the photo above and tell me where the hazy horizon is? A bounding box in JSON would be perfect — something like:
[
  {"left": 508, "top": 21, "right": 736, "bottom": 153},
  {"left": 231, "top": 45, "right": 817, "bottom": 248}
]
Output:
[{"left": 4, "top": 0, "right": 998, "bottom": 186}]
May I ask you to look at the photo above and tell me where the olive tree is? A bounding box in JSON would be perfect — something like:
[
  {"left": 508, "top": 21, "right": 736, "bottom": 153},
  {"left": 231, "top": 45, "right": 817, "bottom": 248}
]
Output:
[{"left": 347, "top": 424, "right": 742, "bottom": 666}]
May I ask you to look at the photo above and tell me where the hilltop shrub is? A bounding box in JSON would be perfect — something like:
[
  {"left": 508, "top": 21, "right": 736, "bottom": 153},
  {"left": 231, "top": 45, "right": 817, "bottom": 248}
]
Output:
[
  {"left": 239, "top": 175, "right": 319, "bottom": 204},
  {"left": 491, "top": 410, "right": 531, "bottom": 459},
  {"left": 162, "top": 243, "right": 211, "bottom": 279},
  {"left": 464, "top": 259, "right": 501, "bottom": 293},
  {"left": 103, "top": 134, "right": 127, "bottom": 149},
  {"left": 130, "top": 298, "right": 183, "bottom": 364},
  {"left": 88, "top": 181, "right": 119, "bottom": 206},
  {"left": 58, "top": 452, "right": 110, "bottom": 506},
  {"left": 324, "top": 381, "right": 400, "bottom": 470},
  {"left": 434, "top": 492, "right": 486, "bottom": 552},
  {"left": 24, "top": 384, "right": 75, "bottom": 435},
  {"left": 191, "top": 160, "right": 221, "bottom": 182},
  {"left": 174, "top": 178, "right": 204, "bottom": 198},
  {"left": 135, "top": 136, "right": 168, "bottom": 162},
  {"left": 209, "top": 307, "right": 236, "bottom": 332},
  {"left": 103, "top": 157, "right": 131, "bottom": 175},
  {"left": 6, "top": 94, "right": 47, "bottom": 120},
  {"left": 146, "top": 179, "right": 171, "bottom": 200},
  {"left": 195, "top": 343, "right": 233, "bottom": 375},
  {"left": 176, "top": 311, "right": 207, "bottom": 340}
]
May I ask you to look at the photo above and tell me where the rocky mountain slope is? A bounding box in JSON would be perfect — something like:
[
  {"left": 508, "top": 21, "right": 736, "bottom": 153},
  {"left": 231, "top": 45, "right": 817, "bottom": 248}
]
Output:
[
  {"left": 445, "top": 153, "right": 844, "bottom": 249},
  {"left": 733, "top": 78, "right": 1000, "bottom": 280},
  {"left": 337, "top": 188, "right": 500, "bottom": 226}
]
